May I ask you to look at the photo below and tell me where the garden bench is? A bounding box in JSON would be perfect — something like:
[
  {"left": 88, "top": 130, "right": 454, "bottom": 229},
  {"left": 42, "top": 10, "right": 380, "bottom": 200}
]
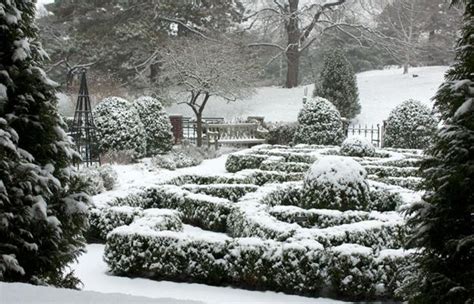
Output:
[{"left": 205, "top": 123, "right": 267, "bottom": 149}]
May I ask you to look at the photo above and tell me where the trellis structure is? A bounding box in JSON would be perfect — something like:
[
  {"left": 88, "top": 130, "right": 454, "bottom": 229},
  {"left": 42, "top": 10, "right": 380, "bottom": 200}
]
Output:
[{"left": 70, "top": 69, "right": 100, "bottom": 166}]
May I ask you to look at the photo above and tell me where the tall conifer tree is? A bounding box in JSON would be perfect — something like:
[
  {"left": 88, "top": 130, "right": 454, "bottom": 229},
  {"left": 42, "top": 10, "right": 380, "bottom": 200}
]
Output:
[
  {"left": 313, "top": 49, "right": 361, "bottom": 119},
  {"left": 406, "top": 0, "right": 473, "bottom": 302},
  {"left": 0, "top": 0, "right": 88, "bottom": 287}
]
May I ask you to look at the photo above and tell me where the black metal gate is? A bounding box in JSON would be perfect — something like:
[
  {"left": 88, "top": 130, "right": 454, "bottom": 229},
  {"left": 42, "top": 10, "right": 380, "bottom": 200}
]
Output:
[{"left": 346, "top": 123, "right": 383, "bottom": 147}]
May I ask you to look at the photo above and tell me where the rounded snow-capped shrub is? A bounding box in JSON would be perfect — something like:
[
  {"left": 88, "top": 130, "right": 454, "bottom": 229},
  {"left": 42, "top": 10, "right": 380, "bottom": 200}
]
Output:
[
  {"left": 293, "top": 97, "right": 344, "bottom": 145},
  {"left": 132, "top": 96, "right": 174, "bottom": 155},
  {"left": 384, "top": 99, "right": 437, "bottom": 149},
  {"left": 302, "top": 156, "right": 370, "bottom": 210},
  {"left": 94, "top": 97, "right": 146, "bottom": 159},
  {"left": 340, "top": 136, "right": 376, "bottom": 157}
]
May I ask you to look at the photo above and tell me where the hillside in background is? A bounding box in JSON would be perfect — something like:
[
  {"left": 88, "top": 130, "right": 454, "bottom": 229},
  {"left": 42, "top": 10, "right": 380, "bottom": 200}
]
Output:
[{"left": 166, "top": 66, "right": 447, "bottom": 125}]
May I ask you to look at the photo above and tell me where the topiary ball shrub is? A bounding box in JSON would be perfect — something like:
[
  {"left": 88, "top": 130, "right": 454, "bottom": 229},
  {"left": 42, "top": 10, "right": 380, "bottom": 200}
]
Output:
[
  {"left": 340, "top": 136, "right": 376, "bottom": 157},
  {"left": 293, "top": 97, "right": 345, "bottom": 145},
  {"left": 94, "top": 97, "right": 146, "bottom": 159},
  {"left": 384, "top": 99, "right": 437, "bottom": 149},
  {"left": 302, "top": 156, "right": 370, "bottom": 210},
  {"left": 132, "top": 96, "right": 174, "bottom": 156}
]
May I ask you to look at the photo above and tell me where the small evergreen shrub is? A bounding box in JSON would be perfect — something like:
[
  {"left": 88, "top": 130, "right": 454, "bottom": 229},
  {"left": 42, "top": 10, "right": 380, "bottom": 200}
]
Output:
[
  {"left": 132, "top": 96, "right": 173, "bottom": 155},
  {"left": 384, "top": 99, "right": 437, "bottom": 149},
  {"left": 151, "top": 144, "right": 206, "bottom": 170},
  {"left": 340, "top": 136, "right": 376, "bottom": 157},
  {"left": 302, "top": 156, "right": 371, "bottom": 210},
  {"left": 78, "top": 167, "right": 105, "bottom": 195},
  {"left": 97, "top": 165, "right": 118, "bottom": 190},
  {"left": 293, "top": 97, "right": 345, "bottom": 145},
  {"left": 94, "top": 97, "right": 146, "bottom": 159},
  {"left": 313, "top": 49, "right": 361, "bottom": 119},
  {"left": 77, "top": 165, "right": 118, "bottom": 195},
  {"left": 265, "top": 122, "right": 298, "bottom": 145}
]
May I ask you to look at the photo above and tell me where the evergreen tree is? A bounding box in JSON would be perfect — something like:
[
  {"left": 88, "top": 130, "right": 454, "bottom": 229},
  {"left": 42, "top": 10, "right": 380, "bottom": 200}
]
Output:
[
  {"left": 313, "top": 50, "right": 361, "bottom": 119},
  {"left": 406, "top": 1, "right": 474, "bottom": 302},
  {"left": 0, "top": 0, "right": 88, "bottom": 287}
]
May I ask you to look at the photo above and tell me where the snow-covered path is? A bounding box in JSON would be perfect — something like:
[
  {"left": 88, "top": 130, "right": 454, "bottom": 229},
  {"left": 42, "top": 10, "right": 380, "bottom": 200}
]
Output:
[{"left": 71, "top": 244, "right": 349, "bottom": 304}]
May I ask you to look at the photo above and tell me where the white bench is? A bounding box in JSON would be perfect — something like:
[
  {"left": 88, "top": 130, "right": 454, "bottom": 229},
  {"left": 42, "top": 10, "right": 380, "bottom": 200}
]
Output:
[{"left": 205, "top": 123, "right": 267, "bottom": 149}]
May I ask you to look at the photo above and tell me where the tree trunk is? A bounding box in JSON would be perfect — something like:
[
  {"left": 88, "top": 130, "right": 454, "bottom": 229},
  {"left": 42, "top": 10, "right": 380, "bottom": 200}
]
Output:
[
  {"left": 285, "top": 48, "right": 300, "bottom": 88},
  {"left": 196, "top": 112, "right": 203, "bottom": 147},
  {"left": 403, "top": 50, "right": 410, "bottom": 74},
  {"left": 284, "top": 0, "right": 300, "bottom": 88}
]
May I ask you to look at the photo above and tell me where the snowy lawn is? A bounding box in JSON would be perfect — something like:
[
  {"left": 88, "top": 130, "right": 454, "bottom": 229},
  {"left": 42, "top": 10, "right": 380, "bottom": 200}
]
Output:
[
  {"left": 71, "top": 244, "right": 348, "bottom": 304},
  {"left": 166, "top": 66, "right": 447, "bottom": 125},
  {"left": 0, "top": 281, "right": 202, "bottom": 304}
]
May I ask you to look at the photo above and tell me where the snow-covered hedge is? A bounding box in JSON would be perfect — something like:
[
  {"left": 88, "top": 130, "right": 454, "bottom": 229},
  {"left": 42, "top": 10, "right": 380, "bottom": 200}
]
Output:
[
  {"left": 94, "top": 97, "right": 146, "bottom": 158},
  {"left": 270, "top": 206, "right": 401, "bottom": 228},
  {"left": 369, "top": 176, "right": 422, "bottom": 190},
  {"left": 225, "top": 154, "right": 269, "bottom": 173},
  {"left": 88, "top": 206, "right": 182, "bottom": 241},
  {"left": 105, "top": 228, "right": 413, "bottom": 300},
  {"left": 108, "top": 185, "right": 233, "bottom": 232},
  {"left": 182, "top": 184, "right": 259, "bottom": 202},
  {"left": 293, "top": 97, "right": 345, "bottom": 145},
  {"left": 259, "top": 160, "right": 310, "bottom": 173},
  {"left": 364, "top": 165, "right": 419, "bottom": 178},
  {"left": 132, "top": 96, "right": 173, "bottom": 155},
  {"left": 302, "top": 156, "right": 371, "bottom": 210},
  {"left": 340, "top": 136, "right": 376, "bottom": 157},
  {"left": 384, "top": 99, "right": 437, "bottom": 149},
  {"left": 168, "top": 174, "right": 253, "bottom": 186}
]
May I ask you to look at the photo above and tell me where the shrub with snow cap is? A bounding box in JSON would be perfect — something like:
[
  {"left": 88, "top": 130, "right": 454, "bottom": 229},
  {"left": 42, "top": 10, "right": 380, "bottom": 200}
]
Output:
[
  {"left": 384, "top": 99, "right": 437, "bottom": 149},
  {"left": 132, "top": 96, "right": 173, "bottom": 155},
  {"left": 293, "top": 97, "right": 344, "bottom": 145},
  {"left": 97, "top": 164, "right": 118, "bottom": 190},
  {"left": 302, "top": 156, "right": 370, "bottom": 210},
  {"left": 94, "top": 97, "right": 146, "bottom": 159},
  {"left": 340, "top": 136, "right": 376, "bottom": 157}
]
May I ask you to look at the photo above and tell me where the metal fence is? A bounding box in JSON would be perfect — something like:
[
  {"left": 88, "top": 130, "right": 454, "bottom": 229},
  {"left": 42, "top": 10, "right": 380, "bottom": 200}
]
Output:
[
  {"left": 182, "top": 117, "right": 224, "bottom": 144},
  {"left": 346, "top": 123, "right": 384, "bottom": 147}
]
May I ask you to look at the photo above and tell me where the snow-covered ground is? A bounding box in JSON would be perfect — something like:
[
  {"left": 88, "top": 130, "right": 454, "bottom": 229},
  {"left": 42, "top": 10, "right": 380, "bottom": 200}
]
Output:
[
  {"left": 166, "top": 66, "right": 447, "bottom": 125},
  {"left": 0, "top": 281, "right": 202, "bottom": 304},
  {"left": 70, "top": 244, "right": 347, "bottom": 304}
]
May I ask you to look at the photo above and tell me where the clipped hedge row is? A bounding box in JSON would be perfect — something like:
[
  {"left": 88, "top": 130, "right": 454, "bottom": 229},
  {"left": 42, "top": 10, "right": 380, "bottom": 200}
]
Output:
[
  {"left": 88, "top": 206, "right": 182, "bottom": 241},
  {"left": 105, "top": 229, "right": 413, "bottom": 300},
  {"left": 227, "top": 195, "right": 405, "bottom": 249},
  {"left": 269, "top": 205, "right": 402, "bottom": 229},
  {"left": 182, "top": 184, "right": 259, "bottom": 202},
  {"left": 369, "top": 176, "right": 422, "bottom": 190},
  {"left": 167, "top": 174, "right": 253, "bottom": 186},
  {"left": 364, "top": 165, "right": 419, "bottom": 178},
  {"left": 259, "top": 161, "right": 310, "bottom": 173},
  {"left": 225, "top": 154, "right": 269, "bottom": 173},
  {"left": 106, "top": 185, "right": 233, "bottom": 232}
]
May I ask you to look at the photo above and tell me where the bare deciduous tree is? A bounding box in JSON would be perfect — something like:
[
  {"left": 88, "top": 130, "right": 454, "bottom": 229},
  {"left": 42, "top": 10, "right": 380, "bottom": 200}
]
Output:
[
  {"left": 247, "top": 0, "right": 347, "bottom": 88},
  {"left": 158, "top": 37, "right": 257, "bottom": 146}
]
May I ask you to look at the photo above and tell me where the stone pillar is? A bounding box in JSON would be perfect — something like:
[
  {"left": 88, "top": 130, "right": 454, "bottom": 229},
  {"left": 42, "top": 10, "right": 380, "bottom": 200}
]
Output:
[{"left": 169, "top": 115, "right": 183, "bottom": 144}]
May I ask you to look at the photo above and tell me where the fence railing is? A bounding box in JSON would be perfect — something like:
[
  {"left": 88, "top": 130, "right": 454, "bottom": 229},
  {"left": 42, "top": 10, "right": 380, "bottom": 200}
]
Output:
[
  {"left": 182, "top": 117, "right": 224, "bottom": 144},
  {"left": 346, "top": 123, "right": 384, "bottom": 148}
]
